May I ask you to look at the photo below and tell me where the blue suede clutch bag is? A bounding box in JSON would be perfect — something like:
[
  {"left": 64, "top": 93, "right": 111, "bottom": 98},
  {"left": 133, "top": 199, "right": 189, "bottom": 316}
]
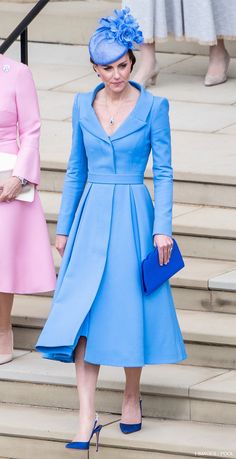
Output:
[{"left": 141, "top": 239, "right": 185, "bottom": 295}]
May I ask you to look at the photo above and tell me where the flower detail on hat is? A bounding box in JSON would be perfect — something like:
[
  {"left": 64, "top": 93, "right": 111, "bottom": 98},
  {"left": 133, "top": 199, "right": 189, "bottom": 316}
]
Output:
[{"left": 97, "top": 7, "right": 144, "bottom": 49}]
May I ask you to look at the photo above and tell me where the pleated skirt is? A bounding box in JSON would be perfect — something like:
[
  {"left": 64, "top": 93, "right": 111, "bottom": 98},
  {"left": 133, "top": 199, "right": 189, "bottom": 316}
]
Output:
[
  {"left": 123, "top": 0, "right": 236, "bottom": 45},
  {"left": 36, "top": 182, "right": 187, "bottom": 367}
]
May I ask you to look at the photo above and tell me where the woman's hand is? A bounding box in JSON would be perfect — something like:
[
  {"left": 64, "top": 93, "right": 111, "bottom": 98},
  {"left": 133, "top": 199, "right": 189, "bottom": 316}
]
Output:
[
  {"left": 0, "top": 177, "right": 23, "bottom": 202},
  {"left": 55, "top": 235, "right": 68, "bottom": 257},
  {"left": 153, "top": 234, "right": 173, "bottom": 266}
]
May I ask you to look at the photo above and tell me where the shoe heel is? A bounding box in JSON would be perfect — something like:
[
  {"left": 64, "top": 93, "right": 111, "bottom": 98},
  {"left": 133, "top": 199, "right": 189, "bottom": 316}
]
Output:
[
  {"left": 140, "top": 398, "right": 143, "bottom": 418},
  {"left": 146, "top": 62, "right": 160, "bottom": 87},
  {"left": 65, "top": 414, "right": 102, "bottom": 453},
  {"left": 149, "top": 73, "right": 158, "bottom": 86},
  {"left": 95, "top": 425, "right": 102, "bottom": 452}
]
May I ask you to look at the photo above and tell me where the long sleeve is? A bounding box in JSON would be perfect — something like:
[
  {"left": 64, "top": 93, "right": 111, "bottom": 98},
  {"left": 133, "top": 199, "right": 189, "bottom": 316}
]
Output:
[
  {"left": 151, "top": 97, "right": 173, "bottom": 237},
  {"left": 13, "top": 64, "right": 40, "bottom": 185},
  {"left": 56, "top": 93, "right": 88, "bottom": 236}
]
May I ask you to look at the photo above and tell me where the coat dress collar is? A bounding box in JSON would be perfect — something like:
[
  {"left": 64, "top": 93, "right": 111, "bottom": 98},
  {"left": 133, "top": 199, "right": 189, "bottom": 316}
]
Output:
[{"left": 79, "top": 80, "right": 154, "bottom": 144}]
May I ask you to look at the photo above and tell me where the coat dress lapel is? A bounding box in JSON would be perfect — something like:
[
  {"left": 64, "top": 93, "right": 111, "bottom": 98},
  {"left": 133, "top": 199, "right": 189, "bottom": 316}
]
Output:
[{"left": 78, "top": 81, "right": 154, "bottom": 144}]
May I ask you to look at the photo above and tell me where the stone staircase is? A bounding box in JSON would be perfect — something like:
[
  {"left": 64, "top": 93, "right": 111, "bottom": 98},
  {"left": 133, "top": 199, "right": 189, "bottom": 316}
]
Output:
[
  {"left": 1, "top": 2, "right": 236, "bottom": 457},
  {"left": 1, "top": 0, "right": 236, "bottom": 56}
]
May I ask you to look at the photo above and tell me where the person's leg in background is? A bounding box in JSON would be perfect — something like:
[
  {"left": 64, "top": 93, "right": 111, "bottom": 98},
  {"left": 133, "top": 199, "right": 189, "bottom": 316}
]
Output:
[
  {"left": 205, "top": 38, "right": 230, "bottom": 86},
  {"left": 0, "top": 293, "right": 14, "bottom": 364}
]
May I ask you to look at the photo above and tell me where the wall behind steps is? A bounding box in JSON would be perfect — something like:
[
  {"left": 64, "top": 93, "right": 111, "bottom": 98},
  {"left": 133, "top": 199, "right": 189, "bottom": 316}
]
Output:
[{"left": 0, "top": 0, "right": 236, "bottom": 57}]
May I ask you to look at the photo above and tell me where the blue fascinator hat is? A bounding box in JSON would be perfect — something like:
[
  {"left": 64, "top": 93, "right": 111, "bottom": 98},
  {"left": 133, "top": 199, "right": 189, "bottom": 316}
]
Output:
[{"left": 89, "top": 7, "right": 144, "bottom": 65}]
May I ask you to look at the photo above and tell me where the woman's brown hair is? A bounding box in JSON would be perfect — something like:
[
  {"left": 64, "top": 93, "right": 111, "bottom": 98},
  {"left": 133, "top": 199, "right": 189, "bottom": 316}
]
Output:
[{"left": 91, "top": 49, "right": 136, "bottom": 72}]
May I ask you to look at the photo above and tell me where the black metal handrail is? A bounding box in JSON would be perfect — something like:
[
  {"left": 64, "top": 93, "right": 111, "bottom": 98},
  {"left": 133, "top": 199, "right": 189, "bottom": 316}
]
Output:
[{"left": 0, "top": 0, "right": 50, "bottom": 64}]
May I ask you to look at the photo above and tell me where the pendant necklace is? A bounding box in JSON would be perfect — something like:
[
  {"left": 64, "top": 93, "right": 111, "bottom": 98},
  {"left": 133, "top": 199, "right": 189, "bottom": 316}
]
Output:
[
  {"left": 106, "top": 98, "right": 123, "bottom": 126},
  {"left": 105, "top": 86, "right": 130, "bottom": 127}
]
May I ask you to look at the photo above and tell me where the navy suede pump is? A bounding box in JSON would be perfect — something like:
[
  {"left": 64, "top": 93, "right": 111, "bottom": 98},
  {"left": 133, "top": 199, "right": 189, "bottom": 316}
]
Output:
[
  {"left": 120, "top": 399, "right": 143, "bottom": 434},
  {"left": 66, "top": 414, "right": 102, "bottom": 452}
]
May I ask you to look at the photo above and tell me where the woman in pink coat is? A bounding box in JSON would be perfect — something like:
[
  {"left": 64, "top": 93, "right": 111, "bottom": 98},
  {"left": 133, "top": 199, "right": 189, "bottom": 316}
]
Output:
[{"left": 0, "top": 54, "right": 56, "bottom": 365}]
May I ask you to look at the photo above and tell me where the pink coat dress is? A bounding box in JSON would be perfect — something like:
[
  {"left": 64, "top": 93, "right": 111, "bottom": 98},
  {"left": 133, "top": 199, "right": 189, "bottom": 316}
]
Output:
[{"left": 0, "top": 54, "right": 56, "bottom": 294}]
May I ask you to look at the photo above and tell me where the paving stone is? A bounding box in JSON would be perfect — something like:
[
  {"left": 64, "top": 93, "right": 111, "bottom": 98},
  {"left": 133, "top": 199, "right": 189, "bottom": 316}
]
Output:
[
  {"left": 0, "top": 350, "right": 226, "bottom": 397},
  {"left": 55, "top": 71, "right": 101, "bottom": 93},
  {"left": 172, "top": 257, "right": 236, "bottom": 289},
  {"left": 152, "top": 72, "right": 236, "bottom": 104},
  {"left": 0, "top": 403, "right": 116, "bottom": 441},
  {"left": 171, "top": 131, "right": 236, "bottom": 185},
  {"left": 176, "top": 233, "right": 236, "bottom": 262},
  {"left": 0, "top": 1, "right": 120, "bottom": 46},
  {"left": 40, "top": 120, "right": 70, "bottom": 168},
  {"left": 39, "top": 190, "right": 61, "bottom": 220},
  {"left": 163, "top": 54, "right": 236, "bottom": 79},
  {"left": 2, "top": 40, "right": 91, "bottom": 66},
  {"left": 38, "top": 90, "right": 74, "bottom": 121},
  {"left": 169, "top": 100, "right": 236, "bottom": 133},
  {"left": 178, "top": 309, "right": 236, "bottom": 346},
  {"left": 190, "top": 370, "right": 236, "bottom": 402},
  {"left": 209, "top": 269, "right": 236, "bottom": 291},
  {"left": 219, "top": 123, "right": 236, "bottom": 135},
  {"left": 31, "top": 64, "right": 91, "bottom": 91},
  {"left": 173, "top": 205, "right": 236, "bottom": 238}
]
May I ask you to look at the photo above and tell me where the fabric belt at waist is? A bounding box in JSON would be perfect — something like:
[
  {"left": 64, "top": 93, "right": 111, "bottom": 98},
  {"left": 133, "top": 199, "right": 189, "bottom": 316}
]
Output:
[{"left": 87, "top": 173, "right": 144, "bottom": 184}]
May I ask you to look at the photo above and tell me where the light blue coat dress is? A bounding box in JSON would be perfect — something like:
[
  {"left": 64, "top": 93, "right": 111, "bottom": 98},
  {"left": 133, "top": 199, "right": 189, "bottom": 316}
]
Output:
[{"left": 36, "top": 81, "right": 187, "bottom": 366}]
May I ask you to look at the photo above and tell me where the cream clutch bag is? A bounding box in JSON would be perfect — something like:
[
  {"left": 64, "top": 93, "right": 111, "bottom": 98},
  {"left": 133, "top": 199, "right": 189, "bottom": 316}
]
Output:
[{"left": 0, "top": 152, "right": 35, "bottom": 202}]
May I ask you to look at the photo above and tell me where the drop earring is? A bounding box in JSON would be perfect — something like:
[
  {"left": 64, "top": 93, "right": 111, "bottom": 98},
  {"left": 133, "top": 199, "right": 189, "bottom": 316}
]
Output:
[{"left": 97, "top": 73, "right": 100, "bottom": 77}]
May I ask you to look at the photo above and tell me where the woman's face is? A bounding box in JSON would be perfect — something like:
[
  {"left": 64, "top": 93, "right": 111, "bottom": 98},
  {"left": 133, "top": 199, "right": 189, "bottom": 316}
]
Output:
[{"left": 95, "top": 53, "right": 132, "bottom": 93}]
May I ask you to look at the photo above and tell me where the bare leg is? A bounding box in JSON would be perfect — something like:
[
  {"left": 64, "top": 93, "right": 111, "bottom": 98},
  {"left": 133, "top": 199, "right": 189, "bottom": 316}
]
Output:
[
  {"left": 121, "top": 367, "right": 142, "bottom": 423},
  {"left": 73, "top": 337, "right": 100, "bottom": 441},
  {"left": 0, "top": 293, "right": 14, "bottom": 355},
  {"left": 205, "top": 38, "right": 230, "bottom": 86},
  {"left": 134, "top": 42, "right": 159, "bottom": 87}
]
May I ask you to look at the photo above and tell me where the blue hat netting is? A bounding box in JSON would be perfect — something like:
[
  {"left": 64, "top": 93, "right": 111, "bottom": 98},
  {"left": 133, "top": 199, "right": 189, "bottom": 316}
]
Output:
[{"left": 89, "top": 7, "right": 144, "bottom": 65}]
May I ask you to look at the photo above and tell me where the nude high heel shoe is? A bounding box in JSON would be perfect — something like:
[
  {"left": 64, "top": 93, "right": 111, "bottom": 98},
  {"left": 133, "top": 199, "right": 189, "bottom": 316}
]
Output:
[
  {"left": 135, "top": 62, "right": 160, "bottom": 88},
  {"left": 145, "top": 63, "right": 160, "bottom": 87},
  {"left": 0, "top": 328, "right": 13, "bottom": 365},
  {"left": 204, "top": 50, "right": 230, "bottom": 86}
]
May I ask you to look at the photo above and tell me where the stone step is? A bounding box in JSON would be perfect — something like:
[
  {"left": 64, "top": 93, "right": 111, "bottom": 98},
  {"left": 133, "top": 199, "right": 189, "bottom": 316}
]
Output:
[
  {"left": 11, "top": 295, "right": 236, "bottom": 369},
  {"left": 34, "top": 252, "right": 236, "bottom": 313},
  {"left": 37, "top": 72, "right": 236, "bottom": 211},
  {"left": 1, "top": 1, "right": 236, "bottom": 57},
  {"left": 4, "top": 42, "right": 235, "bottom": 209},
  {"left": 4, "top": 39, "right": 236, "bottom": 104},
  {"left": 39, "top": 166, "right": 236, "bottom": 210},
  {"left": 0, "top": 1, "right": 120, "bottom": 47},
  {"left": 0, "top": 402, "right": 235, "bottom": 459},
  {"left": 39, "top": 190, "right": 236, "bottom": 261},
  {"left": 172, "top": 205, "right": 236, "bottom": 262},
  {"left": 39, "top": 147, "right": 236, "bottom": 209},
  {"left": 38, "top": 117, "right": 236, "bottom": 210},
  {"left": 0, "top": 351, "right": 236, "bottom": 427},
  {"left": 172, "top": 257, "right": 236, "bottom": 314},
  {"left": 40, "top": 167, "right": 236, "bottom": 209}
]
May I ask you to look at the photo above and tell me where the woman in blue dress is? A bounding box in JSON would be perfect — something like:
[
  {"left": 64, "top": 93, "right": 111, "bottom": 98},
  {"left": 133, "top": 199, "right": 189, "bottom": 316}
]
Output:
[{"left": 36, "top": 7, "right": 187, "bottom": 452}]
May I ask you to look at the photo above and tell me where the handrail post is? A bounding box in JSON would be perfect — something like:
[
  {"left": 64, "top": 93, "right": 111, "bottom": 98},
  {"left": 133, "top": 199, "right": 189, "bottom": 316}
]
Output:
[
  {"left": 21, "top": 28, "right": 28, "bottom": 65},
  {"left": 0, "top": 0, "right": 50, "bottom": 62}
]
